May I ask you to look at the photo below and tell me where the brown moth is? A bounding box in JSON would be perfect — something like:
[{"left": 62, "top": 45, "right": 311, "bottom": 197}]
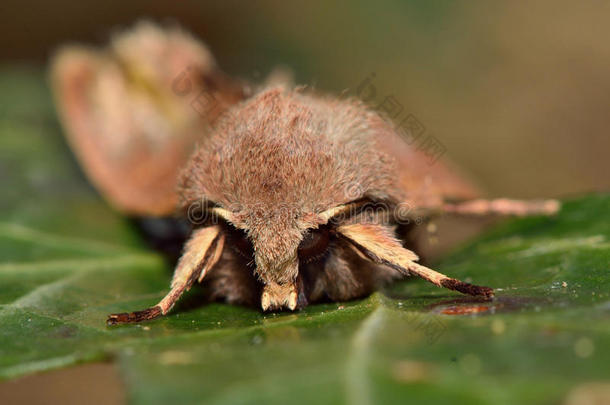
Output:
[{"left": 50, "top": 22, "right": 559, "bottom": 324}]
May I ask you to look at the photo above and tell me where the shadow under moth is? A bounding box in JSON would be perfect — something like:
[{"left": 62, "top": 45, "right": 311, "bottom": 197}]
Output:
[{"left": 49, "top": 22, "right": 560, "bottom": 324}]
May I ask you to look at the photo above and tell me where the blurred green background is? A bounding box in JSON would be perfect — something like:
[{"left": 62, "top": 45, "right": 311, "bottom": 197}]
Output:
[{"left": 2, "top": 0, "right": 609, "bottom": 198}]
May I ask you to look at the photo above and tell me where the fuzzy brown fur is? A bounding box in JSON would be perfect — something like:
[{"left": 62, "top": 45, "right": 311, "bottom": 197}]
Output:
[{"left": 179, "top": 89, "right": 403, "bottom": 285}]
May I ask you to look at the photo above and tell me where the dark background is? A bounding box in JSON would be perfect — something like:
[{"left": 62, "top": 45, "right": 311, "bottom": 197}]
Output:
[{"left": 1, "top": 0, "right": 609, "bottom": 198}]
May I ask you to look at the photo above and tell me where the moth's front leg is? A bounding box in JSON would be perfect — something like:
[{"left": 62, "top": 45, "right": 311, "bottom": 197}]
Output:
[
  {"left": 336, "top": 223, "right": 494, "bottom": 298},
  {"left": 107, "top": 225, "right": 225, "bottom": 324}
]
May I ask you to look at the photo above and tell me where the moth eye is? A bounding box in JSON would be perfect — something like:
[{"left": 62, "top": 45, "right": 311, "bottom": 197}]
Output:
[
  {"left": 225, "top": 224, "right": 254, "bottom": 259},
  {"left": 298, "top": 227, "right": 330, "bottom": 262}
]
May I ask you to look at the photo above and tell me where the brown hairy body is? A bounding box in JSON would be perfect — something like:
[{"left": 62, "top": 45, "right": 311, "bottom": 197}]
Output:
[{"left": 49, "top": 22, "right": 559, "bottom": 324}]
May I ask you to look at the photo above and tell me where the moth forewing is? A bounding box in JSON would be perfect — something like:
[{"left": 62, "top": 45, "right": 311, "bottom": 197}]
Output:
[
  {"left": 336, "top": 223, "right": 494, "bottom": 298},
  {"left": 50, "top": 22, "right": 245, "bottom": 217},
  {"left": 107, "top": 225, "right": 225, "bottom": 324}
]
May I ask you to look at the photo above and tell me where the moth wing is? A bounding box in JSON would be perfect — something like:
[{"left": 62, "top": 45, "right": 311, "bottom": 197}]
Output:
[
  {"left": 365, "top": 113, "right": 560, "bottom": 221},
  {"left": 368, "top": 114, "right": 481, "bottom": 214},
  {"left": 50, "top": 22, "right": 244, "bottom": 216}
]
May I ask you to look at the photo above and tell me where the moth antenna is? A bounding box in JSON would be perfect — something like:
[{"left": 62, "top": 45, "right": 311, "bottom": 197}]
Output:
[
  {"left": 107, "top": 226, "right": 225, "bottom": 325},
  {"left": 442, "top": 198, "right": 560, "bottom": 217},
  {"left": 336, "top": 223, "right": 493, "bottom": 298}
]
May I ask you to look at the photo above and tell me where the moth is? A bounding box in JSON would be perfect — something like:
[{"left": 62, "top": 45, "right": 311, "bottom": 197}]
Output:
[{"left": 50, "top": 22, "right": 559, "bottom": 324}]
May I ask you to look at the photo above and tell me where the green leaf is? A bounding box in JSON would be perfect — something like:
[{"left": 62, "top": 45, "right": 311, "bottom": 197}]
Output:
[{"left": 1, "top": 66, "right": 608, "bottom": 405}]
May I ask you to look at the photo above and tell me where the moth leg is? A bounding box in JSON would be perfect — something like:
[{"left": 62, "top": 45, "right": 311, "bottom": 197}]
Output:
[
  {"left": 107, "top": 225, "right": 225, "bottom": 325},
  {"left": 336, "top": 223, "right": 493, "bottom": 298},
  {"left": 442, "top": 198, "right": 559, "bottom": 217}
]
